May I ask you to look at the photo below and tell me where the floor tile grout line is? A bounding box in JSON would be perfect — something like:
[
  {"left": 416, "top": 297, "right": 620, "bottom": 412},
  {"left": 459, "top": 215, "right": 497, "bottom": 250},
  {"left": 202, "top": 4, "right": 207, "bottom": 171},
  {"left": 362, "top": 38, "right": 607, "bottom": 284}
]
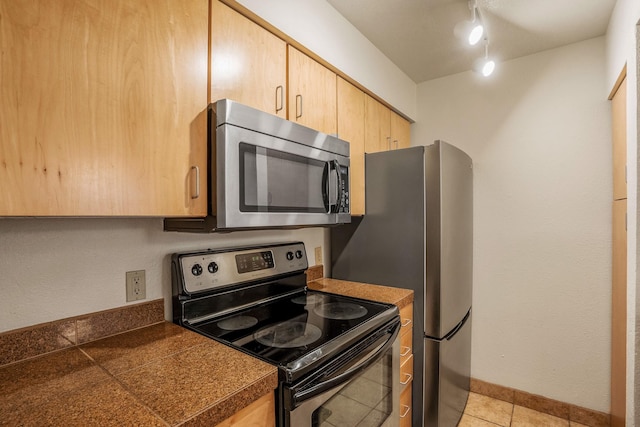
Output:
[
  {"left": 510, "top": 400, "right": 515, "bottom": 427},
  {"left": 464, "top": 413, "right": 504, "bottom": 426}
]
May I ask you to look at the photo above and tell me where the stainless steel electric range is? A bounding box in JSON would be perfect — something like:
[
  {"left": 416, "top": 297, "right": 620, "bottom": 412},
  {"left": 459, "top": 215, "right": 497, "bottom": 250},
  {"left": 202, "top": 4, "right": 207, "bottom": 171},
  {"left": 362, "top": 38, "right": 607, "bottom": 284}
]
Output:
[{"left": 172, "top": 242, "right": 401, "bottom": 427}]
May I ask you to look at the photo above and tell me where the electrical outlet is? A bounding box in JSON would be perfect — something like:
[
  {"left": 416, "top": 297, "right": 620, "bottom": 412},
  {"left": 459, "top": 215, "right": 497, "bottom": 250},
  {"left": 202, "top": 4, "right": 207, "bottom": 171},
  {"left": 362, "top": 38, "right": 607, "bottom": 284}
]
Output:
[
  {"left": 314, "top": 247, "right": 323, "bottom": 265},
  {"left": 126, "top": 270, "right": 146, "bottom": 302}
]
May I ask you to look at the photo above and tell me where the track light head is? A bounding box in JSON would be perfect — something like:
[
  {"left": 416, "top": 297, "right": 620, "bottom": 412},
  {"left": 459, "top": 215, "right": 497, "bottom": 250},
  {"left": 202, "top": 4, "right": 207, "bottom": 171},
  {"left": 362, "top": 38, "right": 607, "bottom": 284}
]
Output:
[
  {"left": 473, "top": 39, "right": 496, "bottom": 77},
  {"left": 454, "top": 0, "right": 484, "bottom": 46}
]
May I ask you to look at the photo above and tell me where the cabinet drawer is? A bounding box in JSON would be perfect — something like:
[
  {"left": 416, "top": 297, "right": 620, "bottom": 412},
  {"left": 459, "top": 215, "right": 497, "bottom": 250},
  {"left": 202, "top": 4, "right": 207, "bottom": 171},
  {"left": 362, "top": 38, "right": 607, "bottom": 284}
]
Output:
[
  {"left": 399, "top": 303, "right": 413, "bottom": 332},
  {"left": 400, "top": 326, "right": 412, "bottom": 365},
  {"left": 400, "top": 353, "right": 413, "bottom": 389},
  {"left": 215, "top": 392, "right": 275, "bottom": 427},
  {"left": 399, "top": 382, "right": 412, "bottom": 427}
]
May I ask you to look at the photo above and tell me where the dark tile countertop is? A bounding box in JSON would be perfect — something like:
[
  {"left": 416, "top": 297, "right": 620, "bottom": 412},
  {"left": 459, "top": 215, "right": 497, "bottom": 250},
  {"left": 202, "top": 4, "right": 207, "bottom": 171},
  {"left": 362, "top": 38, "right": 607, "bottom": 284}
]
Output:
[
  {"left": 0, "top": 321, "right": 277, "bottom": 427},
  {"left": 308, "top": 278, "right": 414, "bottom": 309},
  {"left": 0, "top": 275, "right": 412, "bottom": 427}
]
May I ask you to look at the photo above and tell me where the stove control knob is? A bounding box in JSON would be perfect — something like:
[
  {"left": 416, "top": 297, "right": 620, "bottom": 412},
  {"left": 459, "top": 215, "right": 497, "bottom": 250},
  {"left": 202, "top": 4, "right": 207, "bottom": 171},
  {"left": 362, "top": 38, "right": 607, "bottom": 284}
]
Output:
[
  {"left": 295, "top": 250, "right": 303, "bottom": 259},
  {"left": 207, "top": 262, "right": 218, "bottom": 274},
  {"left": 286, "top": 251, "right": 294, "bottom": 261},
  {"left": 191, "top": 263, "right": 203, "bottom": 276}
]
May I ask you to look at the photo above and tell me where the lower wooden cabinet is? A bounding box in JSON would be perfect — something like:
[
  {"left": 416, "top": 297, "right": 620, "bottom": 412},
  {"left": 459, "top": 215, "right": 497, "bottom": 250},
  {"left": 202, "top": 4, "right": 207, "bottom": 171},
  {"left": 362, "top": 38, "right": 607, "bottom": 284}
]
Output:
[
  {"left": 399, "top": 377, "right": 413, "bottom": 427},
  {"left": 398, "top": 303, "right": 413, "bottom": 427},
  {"left": 215, "top": 392, "right": 275, "bottom": 427}
]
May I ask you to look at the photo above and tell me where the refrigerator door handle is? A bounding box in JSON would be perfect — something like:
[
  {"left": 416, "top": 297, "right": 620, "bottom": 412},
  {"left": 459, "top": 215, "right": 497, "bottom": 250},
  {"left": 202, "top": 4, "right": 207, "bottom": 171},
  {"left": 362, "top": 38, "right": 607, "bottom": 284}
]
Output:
[{"left": 445, "top": 309, "right": 471, "bottom": 341}]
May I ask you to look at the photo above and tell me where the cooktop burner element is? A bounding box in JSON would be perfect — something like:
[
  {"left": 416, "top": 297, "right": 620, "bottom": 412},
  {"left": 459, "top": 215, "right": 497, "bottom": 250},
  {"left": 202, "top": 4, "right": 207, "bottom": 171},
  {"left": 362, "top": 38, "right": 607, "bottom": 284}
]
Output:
[
  {"left": 313, "top": 302, "right": 368, "bottom": 320},
  {"left": 171, "top": 242, "right": 399, "bottom": 383},
  {"left": 217, "top": 315, "right": 258, "bottom": 331},
  {"left": 254, "top": 322, "right": 322, "bottom": 348}
]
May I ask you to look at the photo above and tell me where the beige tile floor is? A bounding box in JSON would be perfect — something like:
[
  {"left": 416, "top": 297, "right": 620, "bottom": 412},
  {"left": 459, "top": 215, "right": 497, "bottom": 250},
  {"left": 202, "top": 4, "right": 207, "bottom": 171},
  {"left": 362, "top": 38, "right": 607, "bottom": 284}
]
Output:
[{"left": 460, "top": 393, "right": 589, "bottom": 427}]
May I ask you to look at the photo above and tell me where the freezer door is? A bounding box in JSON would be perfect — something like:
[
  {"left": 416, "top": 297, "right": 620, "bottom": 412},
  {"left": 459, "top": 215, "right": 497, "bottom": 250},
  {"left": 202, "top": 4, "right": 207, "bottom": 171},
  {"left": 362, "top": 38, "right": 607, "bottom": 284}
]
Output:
[
  {"left": 423, "top": 310, "right": 471, "bottom": 427},
  {"left": 425, "top": 141, "right": 473, "bottom": 338}
]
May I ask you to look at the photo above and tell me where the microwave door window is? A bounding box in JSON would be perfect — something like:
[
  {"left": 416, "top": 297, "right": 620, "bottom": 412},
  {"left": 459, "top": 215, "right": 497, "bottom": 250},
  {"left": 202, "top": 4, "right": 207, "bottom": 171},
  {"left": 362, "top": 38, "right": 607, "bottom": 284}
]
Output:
[{"left": 240, "top": 143, "right": 327, "bottom": 213}]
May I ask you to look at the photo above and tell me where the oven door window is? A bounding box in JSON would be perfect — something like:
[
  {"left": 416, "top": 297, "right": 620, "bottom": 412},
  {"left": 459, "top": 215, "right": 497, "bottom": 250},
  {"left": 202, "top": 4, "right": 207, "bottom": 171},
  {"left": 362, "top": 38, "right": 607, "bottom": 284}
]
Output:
[
  {"left": 312, "top": 353, "right": 394, "bottom": 427},
  {"left": 239, "top": 143, "right": 330, "bottom": 213}
]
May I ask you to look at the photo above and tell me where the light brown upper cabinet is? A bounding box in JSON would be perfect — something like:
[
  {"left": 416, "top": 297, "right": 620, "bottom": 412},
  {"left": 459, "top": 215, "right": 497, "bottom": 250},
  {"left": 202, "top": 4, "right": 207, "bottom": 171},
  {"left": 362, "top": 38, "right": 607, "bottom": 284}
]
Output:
[
  {"left": 364, "top": 95, "right": 391, "bottom": 153},
  {"left": 612, "top": 76, "right": 627, "bottom": 201},
  {"left": 210, "top": 0, "right": 287, "bottom": 117},
  {"left": 365, "top": 95, "right": 411, "bottom": 153},
  {"left": 0, "top": 0, "right": 208, "bottom": 216},
  {"left": 337, "top": 77, "right": 365, "bottom": 216},
  {"left": 391, "top": 111, "right": 411, "bottom": 149},
  {"left": 288, "top": 46, "right": 337, "bottom": 136}
]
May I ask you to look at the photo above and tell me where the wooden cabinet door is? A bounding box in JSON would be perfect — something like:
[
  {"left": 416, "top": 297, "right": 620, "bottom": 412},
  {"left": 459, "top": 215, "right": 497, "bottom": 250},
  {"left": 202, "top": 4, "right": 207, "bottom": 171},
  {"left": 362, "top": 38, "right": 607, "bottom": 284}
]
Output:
[
  {"left": 610, "top": 73, "right": 627, "bottom": 427},
  {"left": 337, "top": 77, "right": 365, "bottom": 216},
  {"left": 398, "top": 303, "right": 413, "bottom": 427},
  {"left": 612, "top": 77, "right": 627, "bottom": 201},
  {"left": 365, "top": 96, "right": 410, "bottom": 152},
  {"left": 215, "top": 393, "right": 275, "bottom": 427},
  {"left": 364, "top": 95, "right": 391, "bottom": 153},
  {"left": 399, "top": 363, "right": 413, "bottom": 427},
  {"left": 210, "top": 1, "right": 286, "bottom": 117},
  {"left": 287, "top": 46, "right": 337, "bottom": 135},
  {"left": 391, "top": 111, "right": 411, "bottom": 149},
  {"left": 0, "top": 0, "right": 208, "bottom": 216}
]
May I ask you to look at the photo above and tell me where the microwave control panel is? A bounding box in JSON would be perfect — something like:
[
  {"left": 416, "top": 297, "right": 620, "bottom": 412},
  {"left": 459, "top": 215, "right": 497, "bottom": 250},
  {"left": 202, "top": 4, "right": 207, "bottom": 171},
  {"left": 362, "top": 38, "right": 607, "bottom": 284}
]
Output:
[{"left": 339, "top": 165, "right": 349, "bottom": 213}]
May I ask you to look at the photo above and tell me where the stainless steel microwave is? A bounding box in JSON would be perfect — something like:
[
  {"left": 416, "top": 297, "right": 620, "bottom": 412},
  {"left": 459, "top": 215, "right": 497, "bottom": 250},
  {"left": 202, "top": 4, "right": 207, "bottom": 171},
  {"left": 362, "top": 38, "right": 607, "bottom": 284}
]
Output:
[{"left": 164, "top": 99, "right": 351, "bottom": 232}]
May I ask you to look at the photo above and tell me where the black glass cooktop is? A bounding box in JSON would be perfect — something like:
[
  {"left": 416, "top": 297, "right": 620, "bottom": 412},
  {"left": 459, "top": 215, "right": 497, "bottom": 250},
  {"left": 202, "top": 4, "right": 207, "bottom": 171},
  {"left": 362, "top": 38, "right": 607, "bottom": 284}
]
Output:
[{"left": 191, "top": 289, "right": 394, "bottom": 369}]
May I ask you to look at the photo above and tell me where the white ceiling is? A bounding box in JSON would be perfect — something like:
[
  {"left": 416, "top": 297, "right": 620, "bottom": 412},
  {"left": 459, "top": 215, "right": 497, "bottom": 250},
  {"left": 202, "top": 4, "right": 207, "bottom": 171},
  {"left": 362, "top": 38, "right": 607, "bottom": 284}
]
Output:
[{"left": 327, "top": 0, "right": 617, "bottom": 83}]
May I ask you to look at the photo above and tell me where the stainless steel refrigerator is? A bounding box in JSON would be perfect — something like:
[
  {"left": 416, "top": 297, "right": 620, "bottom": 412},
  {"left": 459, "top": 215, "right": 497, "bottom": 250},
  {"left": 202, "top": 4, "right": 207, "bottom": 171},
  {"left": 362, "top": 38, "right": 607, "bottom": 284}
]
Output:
[{"left": 331, "top": 141, "right": 473, "bottom": 427}]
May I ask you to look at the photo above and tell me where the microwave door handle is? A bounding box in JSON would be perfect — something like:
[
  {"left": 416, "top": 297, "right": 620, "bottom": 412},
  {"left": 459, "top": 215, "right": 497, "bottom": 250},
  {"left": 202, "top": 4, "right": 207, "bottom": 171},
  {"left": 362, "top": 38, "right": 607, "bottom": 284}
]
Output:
[
  {"left": 332, "top": 160, "right": 343, "bottom": 212},
  {"left": 322, "top": 161, "right": 331, "bottom": 214}
]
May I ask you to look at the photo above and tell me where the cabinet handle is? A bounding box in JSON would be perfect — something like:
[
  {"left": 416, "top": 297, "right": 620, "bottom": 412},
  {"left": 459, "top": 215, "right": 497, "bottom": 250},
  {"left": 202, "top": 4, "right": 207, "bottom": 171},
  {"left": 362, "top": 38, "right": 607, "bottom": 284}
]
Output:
[
  {"left": 394, "top": 139, "right": 399, "bottom": 149},
  {"left": 400, "top": 346, "right": 411, "bottom": 357},
  {"left": 400, "top": 373, "right": 413, "bottom": 385},
  {"left": 401, "top": 318, "right": 412, "bottom": 327},
  {"left": 191, "top": 166, "right": 200, "bottom": 199},
  {"left": 400, "top": 405, "right": 411, "bottom": 418},
  {"left": 276, "top": 85, "right": 284, "bottom": 113},
  {"left": 386, "top": 136, "right": 391, "bottom": 150},
  {"left": 296, "top": 94, "right": 303, "bottom": 118}
]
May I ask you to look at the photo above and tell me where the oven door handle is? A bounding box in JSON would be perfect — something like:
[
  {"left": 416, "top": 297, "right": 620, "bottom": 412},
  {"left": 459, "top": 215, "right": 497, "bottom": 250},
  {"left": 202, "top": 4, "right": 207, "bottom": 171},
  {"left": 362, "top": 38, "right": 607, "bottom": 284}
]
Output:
[{"left": 291, "top": 320, "right": 400, "bottom": 405}]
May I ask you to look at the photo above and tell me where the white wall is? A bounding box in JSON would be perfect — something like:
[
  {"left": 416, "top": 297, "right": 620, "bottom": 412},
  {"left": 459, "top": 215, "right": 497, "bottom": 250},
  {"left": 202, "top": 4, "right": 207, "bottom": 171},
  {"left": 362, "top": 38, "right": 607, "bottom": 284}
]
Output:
[
  {"left": 1, "top": 0, "right": 623, "bottom": 417},
  {"left": 605, "top": 1, "right": 640, "bottom": 423},
  {"left": 0, "top": 218, "right": 327, "bottom": 333},
  {"left": 235, "top": 0, "right": 417, "bottom": 120},
  {"left": 0, "top": 0, "right": 416, "bottom": 335},
  {"left": 414, "top": 37, "right": 611, "bottom": 412}
]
